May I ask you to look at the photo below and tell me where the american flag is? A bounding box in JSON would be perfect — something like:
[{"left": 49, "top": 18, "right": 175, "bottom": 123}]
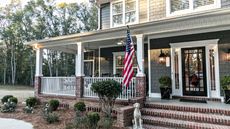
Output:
[{"left": 122, "top": 28, "right": 135, "bottom": 88}]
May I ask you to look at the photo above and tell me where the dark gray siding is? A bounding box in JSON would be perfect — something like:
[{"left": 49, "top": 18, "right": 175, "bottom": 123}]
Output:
[
  {"left": 139, "top": 0, "right": 148, "bottom": 23},
  {"left": 221, "top": 0, "right": 230, "bottom": 8},
  {"left": 100, "top": 46, "right": 124, "bottom": 76},
  {"left": 149, "top": 31, "right": 230, "bottom": 94},
  {"left": 149, "top": 43, "right": 171, "bottom": 93},
  {"left": 218, "top": 39, "right": 230, "bottom": 95},
  {"left": 100, "top": 3, "right": 110, "bottom": 29}
]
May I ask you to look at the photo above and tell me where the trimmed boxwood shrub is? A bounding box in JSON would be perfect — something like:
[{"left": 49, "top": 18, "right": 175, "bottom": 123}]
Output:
[
  {"left": 49, "top": 99, "right": 60, "bottom": 111},
  {"left": 26, "top": 97, "right": 38, "bottom": 107},
  {"left": 74, "top": 101, "right": 86, "bottom": 112},
  {"left": 1, "top": 95, "right": 13, "bottom": 104},
  {"left": 9, "top": 97, "right": 18, "bottom": 104},
  {"left": 87, "top": 112, "right": 100, "bottom": 129}
]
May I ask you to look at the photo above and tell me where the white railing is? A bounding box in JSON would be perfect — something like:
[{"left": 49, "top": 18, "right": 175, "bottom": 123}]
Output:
[
  {"left": 41, "top": 77, "right": 76, "bottom": 96},
  {"left": 83, "top": 77, "right": 137, "bottom": 100}
]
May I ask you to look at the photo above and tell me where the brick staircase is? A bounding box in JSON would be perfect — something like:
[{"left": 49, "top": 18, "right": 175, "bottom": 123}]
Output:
[{"left": 141, "top": 102, "right": 230, "bottom": 129}]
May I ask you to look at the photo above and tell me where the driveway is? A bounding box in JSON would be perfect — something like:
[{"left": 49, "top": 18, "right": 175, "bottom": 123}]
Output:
[{"left": 0, "top": 89, "right": 34, "bottom": 102}]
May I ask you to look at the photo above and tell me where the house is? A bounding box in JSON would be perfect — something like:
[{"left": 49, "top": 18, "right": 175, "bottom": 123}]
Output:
[{"left": 26, "top": 0, "right": 230, "bottom": 128}]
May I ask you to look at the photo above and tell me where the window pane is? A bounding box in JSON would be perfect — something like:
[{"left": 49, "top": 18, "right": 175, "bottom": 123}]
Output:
[
  {"left": 126, "top": 1, "right": 135, "bottom": 12},
  {"left": 194, "top": 0, "right": 214, "bottom": 8},
  {"left": 113, "top": 15, "right": 123, "bottom": 26},
  {"left": 125, "top": 11, "right": 136, "bottom": 23},
  {"left": 171, "top": 0, "right": 189, "bottom": 12},
  {"left": 112, "top": 2, "right": 123, "bottom": 15}
]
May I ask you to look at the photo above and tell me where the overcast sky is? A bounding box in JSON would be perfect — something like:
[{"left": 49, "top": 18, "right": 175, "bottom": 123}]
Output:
[{"left": 0, "top": 0, "right": 88, "bottom": 7}]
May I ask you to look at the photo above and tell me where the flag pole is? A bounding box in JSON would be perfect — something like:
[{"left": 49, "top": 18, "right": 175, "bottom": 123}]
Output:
[{"left": 126, "top": 25, "right": 141, "bottom": 73}]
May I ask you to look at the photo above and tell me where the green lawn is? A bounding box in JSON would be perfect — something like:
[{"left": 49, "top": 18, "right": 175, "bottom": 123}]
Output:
[{"left": 0, "top": 85, "right": 34, "bottom": 90}]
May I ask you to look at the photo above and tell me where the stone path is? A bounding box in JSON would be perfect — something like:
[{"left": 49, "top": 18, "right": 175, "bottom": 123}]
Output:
[{"left": 0, "top": 118, "right": 33, "bottom": 129}]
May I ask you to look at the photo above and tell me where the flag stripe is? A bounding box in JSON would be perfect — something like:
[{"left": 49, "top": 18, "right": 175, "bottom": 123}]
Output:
[{"left": 123, "top": 29, "right": 135, "bottom": 88}]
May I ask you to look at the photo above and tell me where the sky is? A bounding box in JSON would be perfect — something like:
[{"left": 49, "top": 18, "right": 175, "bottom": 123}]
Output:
[{"left": 0, "top": 0, "right": 88, "bottom": 7}]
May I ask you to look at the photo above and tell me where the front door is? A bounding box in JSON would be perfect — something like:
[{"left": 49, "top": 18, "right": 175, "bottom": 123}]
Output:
[{"left": 181, "top": 47, "right": 207, "bottom": 96}]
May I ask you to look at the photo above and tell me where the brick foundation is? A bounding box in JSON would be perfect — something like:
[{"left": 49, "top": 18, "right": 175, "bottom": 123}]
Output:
[
  {"left": 136, "top": 76, "right": 146, "bottom": 98},
  {"left": 117, "top": 106, "right": 134, "bottom": 127},
  {"left": 34, "top": 76, "right": 42, "bottom": 97},
  {"left": 76, "top": 76, "right": 84, "bottom": 98}
]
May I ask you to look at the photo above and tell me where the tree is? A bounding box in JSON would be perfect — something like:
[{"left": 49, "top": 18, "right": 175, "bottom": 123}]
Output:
[
  {"left": 91, "top": 80, "right": 122, "bottom": 118},
  {"left": 0, "top": 0, "right": 98, "bottom": 85}
]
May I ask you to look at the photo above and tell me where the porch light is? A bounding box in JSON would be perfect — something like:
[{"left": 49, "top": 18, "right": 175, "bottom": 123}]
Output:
[
  {"left": 117, "top": 40, "right": 124, "bottom": 45},
  {"left": 159, "top": 49, "right": 166, "bottom": 64}
]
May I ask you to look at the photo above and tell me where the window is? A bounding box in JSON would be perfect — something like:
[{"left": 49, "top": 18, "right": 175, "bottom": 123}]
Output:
[
  {"left": 113, "top": 52, "right": 138, "bottom": 76},
  {"left": 111, "top": 0, "right": 137, "bottom": 27},
  {"left": 167, "top": 0, "right": 220, "bottom": 16}
]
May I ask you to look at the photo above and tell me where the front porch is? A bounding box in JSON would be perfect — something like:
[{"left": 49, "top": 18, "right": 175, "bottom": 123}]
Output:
[{"left": 40, "top": 76, "right": 137, "bottom": 100}]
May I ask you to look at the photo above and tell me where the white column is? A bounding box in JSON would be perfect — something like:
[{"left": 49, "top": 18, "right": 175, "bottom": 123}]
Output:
[
  {"left": 75, "top": 42, "right": 84, "bottom": 76},
  {"left": 136, "top": 34, "right": 145, "bottom": 77},
  {"left": 35, "top": 48, "right": 43, "bottom": 76}
]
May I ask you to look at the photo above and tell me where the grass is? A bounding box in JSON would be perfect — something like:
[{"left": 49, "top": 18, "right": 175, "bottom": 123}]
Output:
[{"left": 0, "top": 85, "right": 34, "bottom": 90}]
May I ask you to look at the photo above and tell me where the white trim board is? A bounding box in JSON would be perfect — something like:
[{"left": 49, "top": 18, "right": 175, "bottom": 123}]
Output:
[{"left": 170, "top": 39, "right": 221, "bottom": 98}]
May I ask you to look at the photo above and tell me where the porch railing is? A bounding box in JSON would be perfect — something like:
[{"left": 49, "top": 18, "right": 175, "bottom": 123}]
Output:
[
  {"left": 41, "top": 77, "right": 76, "bottom": 96},
  {"left": 83, "top": 77, "right": 137, "bottom": 100}
]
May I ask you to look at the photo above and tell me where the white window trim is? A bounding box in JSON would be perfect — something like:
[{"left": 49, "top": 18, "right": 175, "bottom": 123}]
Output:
[
  {"left": 110, "top": 0, "right": 139, "bottom": 28},
  {"left": 113, "top": 52, "right": 138, "bottom": 75},
  {"left": 166, "top": 0, "right": 221, "bottom": 17}
]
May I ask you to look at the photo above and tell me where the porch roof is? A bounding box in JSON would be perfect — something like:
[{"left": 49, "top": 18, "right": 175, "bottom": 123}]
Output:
[{"left": 25, "top": 8, "right": 230, "bottom": 51}]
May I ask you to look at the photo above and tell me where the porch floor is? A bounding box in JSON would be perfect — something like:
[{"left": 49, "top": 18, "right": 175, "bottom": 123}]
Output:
[{"left": 146, "top": 97, "right": 230, "bottom": 110}]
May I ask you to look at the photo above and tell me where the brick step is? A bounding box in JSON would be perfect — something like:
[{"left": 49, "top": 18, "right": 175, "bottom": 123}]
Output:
[
  {"left": 144, "top": 103, "right": 230, "bottom": 116},
  {"left": 142, "top": 115, "right": 230, "bottom": 129},
  {"left": 141, "top": 108, "right": 230, "bottom": 126},
  {"left": 172, "top": 96, "right": 221, "bottom": 102},
  {"left": 143, "top": 124, "right": 174, "bottom": 129}
]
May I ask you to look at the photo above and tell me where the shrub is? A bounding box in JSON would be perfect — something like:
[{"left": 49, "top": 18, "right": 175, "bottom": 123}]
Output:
[
  {"left": 9, "top": 97, "right": 18, "bottom": 104},
  {"left": 87, "top": 112, "right": 100, "bottom": 129},
  {"left": 26, "top": 97, "right": 38, "bottom": 107},
  {"left": 49, "top": 99, "right": 59, "bottom": 111},
  {"left": 99, "top": 117, "right": 113, "bottom": 129},
  {"left": 1, "top": 95, "right": 13, "bottom": 104},
  {"left": 221, "top": 76, "right": 230, "bottom": 90},
  {"left": 23, "top": 106, "right": 33, "bottom": 113},
  {"left": 1, "top": 100, "right": 17, "bottom": 113},
  {"left": 91, "top": 80, "right": 121, "bottom": 117},
  {"left": 45, "top": 113, "right": 59, "bottom": 124},
  {"left": 74, "top": 101, "right": 86, "bottom": 112},
  {"left": 159, "top": 76, "right": 172, "bottom": 88}
]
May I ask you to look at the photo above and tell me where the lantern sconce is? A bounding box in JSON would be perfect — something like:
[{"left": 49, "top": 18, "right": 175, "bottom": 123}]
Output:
[
  {"left": 159, "top": 49, "right": 166, "bottom": 64},
  {"left": 158, "top": 49, "right": 170, "bottom": 66}
]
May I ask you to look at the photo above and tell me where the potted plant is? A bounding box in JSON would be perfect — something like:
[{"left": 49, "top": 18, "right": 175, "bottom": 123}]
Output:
[
  {"left": 159, "top": 76, "right": 172, "bottom": 99},
  {"left": 221, "top": 76, "right": 230, "bottom": 104}
]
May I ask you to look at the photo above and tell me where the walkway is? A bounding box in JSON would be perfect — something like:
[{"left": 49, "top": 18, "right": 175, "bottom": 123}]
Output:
[{"left": 0, "top": 118, "right": 33, "bottom": 129}]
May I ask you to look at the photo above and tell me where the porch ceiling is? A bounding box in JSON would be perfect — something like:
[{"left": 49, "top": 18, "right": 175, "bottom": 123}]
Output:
[{"left": 25, "top": 8, "right": 230, "bottom": 52}]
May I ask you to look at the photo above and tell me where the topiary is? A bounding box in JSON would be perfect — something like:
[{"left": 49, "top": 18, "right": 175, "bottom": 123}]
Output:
[
  {"left": 1, "top": 95, "right": 13, "bottom": 104},
  {"left": 87, "top": 112, "right": 100, "bottom": 129},
  {"left": 159, "top": 76, "right": 172, "bottom": 88},
  {"left": 49, "top": 99, "right": 60, "bottom": 111},
  {"left": 26, "top": 97, "right": 38, "bottom": 107},
  {"left": 9, "top": 97, "right": 18, "bottom": 104},
  {"left": 74, "top": 101, "right": 86, "bottom": 112},
  {"left": 91, "top": 80, "right": 121, "bottom": 117}
]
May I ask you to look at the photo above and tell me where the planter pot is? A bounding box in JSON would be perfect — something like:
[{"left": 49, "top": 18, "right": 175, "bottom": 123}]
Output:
[
  {"left": 160, "top": 87, "right": 171, "bottom": 99},
  {"left": 224, "top": 90, "right": 230, "bottom": 104}
]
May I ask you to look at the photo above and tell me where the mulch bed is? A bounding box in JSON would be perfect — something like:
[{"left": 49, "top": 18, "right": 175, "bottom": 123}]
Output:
[{"left": 0, "top": 103, "right": 128, "bottom": 129}]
